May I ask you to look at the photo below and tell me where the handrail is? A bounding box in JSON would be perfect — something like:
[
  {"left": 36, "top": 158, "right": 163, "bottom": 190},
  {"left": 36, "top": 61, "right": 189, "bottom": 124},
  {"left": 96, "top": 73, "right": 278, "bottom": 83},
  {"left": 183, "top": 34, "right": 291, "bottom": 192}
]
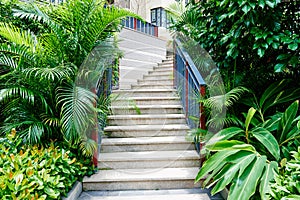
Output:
[
  {"left": 122, "top": 16, "right": 159, "bottom": 37},
  {"left": 173, "top": 37, "right": 206, "bottom": 130}
]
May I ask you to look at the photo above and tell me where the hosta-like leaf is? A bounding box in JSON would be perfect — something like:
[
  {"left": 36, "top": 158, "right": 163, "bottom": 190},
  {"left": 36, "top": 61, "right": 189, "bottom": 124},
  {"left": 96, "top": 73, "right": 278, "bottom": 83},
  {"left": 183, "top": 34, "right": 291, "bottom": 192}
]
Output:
[
  {"left": 228, "top": 156, "right": 267, "bottom": 200},
  {"left": 211, "top": 151, "right": 255, "bottom": 195},
  {"left": 206, "top": 140, "right": 256, "bottom": 152},
  {"left": 252, "top": 127, "right": 280, "bottom": 160},
  {"left": 195, "top": 149, "right": 240, "bottom": 183},
  {"left": 259, "top": 161, "right": 278, "bottom": 199},
  {"left": 278, "top": 100, "right": 299, "bottom": 144},
  {"left": 206, "top": 127, "right": 244, "bottom": 145}
]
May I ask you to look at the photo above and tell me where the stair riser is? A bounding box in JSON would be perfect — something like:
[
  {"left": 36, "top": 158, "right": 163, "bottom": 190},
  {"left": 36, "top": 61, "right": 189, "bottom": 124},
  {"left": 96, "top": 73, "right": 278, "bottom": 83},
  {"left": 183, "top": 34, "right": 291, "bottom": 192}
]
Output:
[
  {"left": 110, "top": 108, "right": 182, "bottom": 115},
  {"left": 143, "top": 75, "right": 172, "bottom": 80},
  {"left": 98, "top": 160, "right": 200, "bottom": 169},
  {"left": 138, "top": 80, "right": 174, "bottom": 85},
  {"left": 105, "top": 130, "right": 188, "bottom": 138},
  {"left": 131, "top": 85, "right": 174, "bottom": 89},
  {"left": 101, "top": 143, "right": 194, "bottom": 152},
  {"left": 83, "top": 180, "right": 201, "bottom": 191},
  {"left": 154, "top": 66, "right": 173, "bottom": 71},
  {"left": 108, "top": 118, "right": 186, "bottom": 125},
  {"left": 111, "top": 99, "right": 180, "bottom": 106},
  {"left": 115, "top": 92, "right": 176, "bottom": 97},
  {"left": 148, "top": 71, "right": 173, "bottom": 76}
]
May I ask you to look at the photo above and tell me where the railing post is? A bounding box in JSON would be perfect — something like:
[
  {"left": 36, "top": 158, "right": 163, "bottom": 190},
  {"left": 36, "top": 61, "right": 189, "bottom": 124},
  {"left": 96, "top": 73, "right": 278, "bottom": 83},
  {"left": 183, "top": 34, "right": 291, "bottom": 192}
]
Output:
[
  {"left": 134, "top": 18, "right": 137, "bottom": 30},
  {"left": 154, "top": 26, "right": 158, "bottom": 37},
  {"left": 199, "top": 85, "right": 206, "bottom": 129}
]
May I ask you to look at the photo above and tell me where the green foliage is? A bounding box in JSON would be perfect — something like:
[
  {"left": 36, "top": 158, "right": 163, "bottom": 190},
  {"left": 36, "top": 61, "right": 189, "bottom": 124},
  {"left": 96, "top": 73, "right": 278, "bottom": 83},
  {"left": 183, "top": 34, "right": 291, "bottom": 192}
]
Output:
[
  {"left": 0, "top": 129, "right": 93, "bottom": 199},
  {"left": 269, "top": 147, "right": 300, "bottom": 199},
  {"left": 196, "top": 82, "right": 300, "bottom": 200},
  {"left": 0, "top": 0, "right": 136, "bottom": 156},
  {"left": 170, "top": 0, "right": 299, "bottom": 92}
]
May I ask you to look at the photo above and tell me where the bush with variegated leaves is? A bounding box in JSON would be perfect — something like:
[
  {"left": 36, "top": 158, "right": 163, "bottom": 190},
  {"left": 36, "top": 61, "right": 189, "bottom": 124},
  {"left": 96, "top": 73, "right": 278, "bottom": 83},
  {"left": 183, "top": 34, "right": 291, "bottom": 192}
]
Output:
[{"left": 0, "top": 129, "right": 92, "bottom": 199}]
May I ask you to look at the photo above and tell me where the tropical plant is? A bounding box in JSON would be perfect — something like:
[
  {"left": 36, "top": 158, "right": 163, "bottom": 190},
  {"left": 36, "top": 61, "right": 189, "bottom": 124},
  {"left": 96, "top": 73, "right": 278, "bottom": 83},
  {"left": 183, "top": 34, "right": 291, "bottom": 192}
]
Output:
[
  {"left": 269, "top": 147, "right": 300, "bottom": 199},
  {"left": 195, "top": 81, "right": 300, "bottom": 200},
  {"left": 169, "top": 0, "right": 300, "bottom": 92},
  {"left": 0, "top": 0, "right": 136, "bottom": 156}
]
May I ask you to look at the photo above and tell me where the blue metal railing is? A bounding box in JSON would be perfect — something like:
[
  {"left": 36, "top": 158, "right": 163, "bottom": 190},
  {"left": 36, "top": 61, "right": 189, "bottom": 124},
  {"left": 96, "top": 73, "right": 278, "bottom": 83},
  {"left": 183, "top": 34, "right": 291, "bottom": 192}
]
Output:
[
  {"left": 173, "top": 38, "right": 206, "bottom": 129},
  {"left": 122, "top": 16, "right": 159, "bottom": 37}
]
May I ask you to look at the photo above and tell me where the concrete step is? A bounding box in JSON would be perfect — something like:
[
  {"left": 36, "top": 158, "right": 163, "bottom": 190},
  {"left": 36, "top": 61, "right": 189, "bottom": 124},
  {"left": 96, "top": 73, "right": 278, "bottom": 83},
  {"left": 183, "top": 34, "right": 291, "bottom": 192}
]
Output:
[
  {"left": 148, "top": 70, "right": 173, "bottom": 76},
  {"left": 79, "top": 193, "right": 210, "bottom": 200},
  {"left": 112, "top": 89, "right": 176, "bottom": 97},
  {"left": 78, "top": 189, "right": 212, "bottom": 200},
  {"left": 98, "top": 150, "right": 200, "bottom": 169},
  {"left": 131, "top": 84, "right": 174, "bottom": 89},
  {"left": 110, "top": 105, "right": 183, "bottom": 115},
  {"left": 107, "top": 114, "right": 186, "bottom": 125},
  {"left": 104, "top": 124, "right": 189, "bottom": 137},
  {"left": 111, "top": 97, "right": 181, "bottom": 106},
  {"left": 82, "top": 167, "right": 201, "bottom": 191},
  {"left": 138, "top": 79, "right": 173, "bottom": 85},
  {"left": 154, "top": 65, "right": 173, "bottom": 70},
  {"left": 101, "top": 136, "right": 194, "bottom": 152},
  {"left": 143, "top": 74, "right": 173, "bottom": 80}
]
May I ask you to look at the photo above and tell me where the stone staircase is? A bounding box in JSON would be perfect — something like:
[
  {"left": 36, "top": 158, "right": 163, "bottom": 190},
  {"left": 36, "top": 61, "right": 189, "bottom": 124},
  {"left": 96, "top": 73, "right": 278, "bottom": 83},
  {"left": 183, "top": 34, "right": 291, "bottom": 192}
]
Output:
[{"left": 79, "top": 58, "right": 215, "bottom": 200}]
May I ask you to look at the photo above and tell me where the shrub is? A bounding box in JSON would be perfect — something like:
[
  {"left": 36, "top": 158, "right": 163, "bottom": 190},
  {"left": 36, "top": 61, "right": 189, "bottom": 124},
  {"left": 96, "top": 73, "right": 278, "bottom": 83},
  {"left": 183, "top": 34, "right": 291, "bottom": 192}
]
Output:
[
  {"left": 0, "top": 129, "right": 93, "bottom": 199},
  {"left": 269, "top": 147, "right": 300, "bottom": 199}
]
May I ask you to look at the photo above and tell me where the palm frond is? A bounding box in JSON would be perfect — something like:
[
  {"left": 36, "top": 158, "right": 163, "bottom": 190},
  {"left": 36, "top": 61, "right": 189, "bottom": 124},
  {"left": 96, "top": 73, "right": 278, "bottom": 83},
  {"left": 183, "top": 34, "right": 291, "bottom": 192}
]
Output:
[
  {"left": 23, "top": 63, "right": 76, "bottom": 82},
  {"left": 56, "top": 84, "right": 97, "bottom": 143},
  {"left": 0, "top": 44, "right": 36, "bottom": 65},
  {"left": 0, "top": 87, "right": 48, "bottom": 108},
  {"left": 79, "top": 138, "right": 97, "bottom": 157},
  {"left": 166, "top": 2, "right": 188, "bottom": 21},
  {"left": 0, "top": 54, "right": 18, "bottom": 70},
  {"left": 0, "top": 22, "right": 40, "bottom": 52},
  {"left": 202, "top": 86, "right": 249, "bottom": 112}
]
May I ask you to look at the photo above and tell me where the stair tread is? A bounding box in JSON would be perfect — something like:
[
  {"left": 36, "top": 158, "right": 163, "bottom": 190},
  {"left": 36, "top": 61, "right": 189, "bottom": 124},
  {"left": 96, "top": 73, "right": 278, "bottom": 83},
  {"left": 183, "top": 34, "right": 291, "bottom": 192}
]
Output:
[
  {"left": 104, "top": 124, "right": 189, "bottom": 131},
  {"left": 99, "top": 150, "right": 199, "bottom": 161},
  {"left": 83, "top": 167, "right": 199, "bottom": 182},
  {"left": 113, "top": 89, "right": 176, "bottom": 93},
  {"left": 79, "top": 193, "right": 210, "bottom": 200},
  {"left": 113, "top": 96, "right": 179, "bottom": 100},
  {"left": 110, "top": 105, "right": 182, "bottom": 109},
  {"left": 108, "top": 114, "right": 185, "bottom": 119},
  {"left": 102, "top": 136, "right": 191, "bottom": 145}
]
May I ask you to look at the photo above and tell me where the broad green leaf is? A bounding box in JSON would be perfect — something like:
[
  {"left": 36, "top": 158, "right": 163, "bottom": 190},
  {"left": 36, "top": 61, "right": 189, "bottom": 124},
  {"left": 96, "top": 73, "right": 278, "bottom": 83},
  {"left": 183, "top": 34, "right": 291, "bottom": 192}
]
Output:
[
  {"left": 210, "top": 163, "right": 239, "bottom": 194},
  {"left": 211, "top": 152, "right": 255, "bottom": 195},
  {"left": 278, "top": 101, "right": 299, "bottom": 144},
  {"left": 206, "top": 127, "right": 244, "bottom": 145},
  {"left": 242, "top": 4, "right": 251, "bottom": 13},
  {"left": 258, "top": 0, "right": 265, "bottom": 8},
  {"left": 203, "top": 160, "right": 227, "bottom": 186},
  {"left": 266, "top": 0, "right": 275, "bottom": 8},
  {"left": 259, "top": 161, "right": 278, "bottom": 200},
  {"left": 282, "top": 195, "right": 300, "bottom": 200},
  {"left": 258, "top": 48, "right": 265, "bottom": 57},
  {"left": 245, "top": 107, "right": 256, "bottom": 134},
  {"left": 206, "top": 140, "right": 256, "bottom": 152},
  {"left": 272, "top": 42, "right": 279, "bottom": 49},
  {"left": 228, "top": 156, "right": 267, "bottom": 200},
  {"left": 275, "top": 63, "right": 285, "bottom": 72},
  {"left": 288, "top": 43, "right": 298, "bottom": 51},
  {"left": 195, "top": 150, "right": 240, "bottom": 182},
  {"left": 252, "top": 127, "right": 280, "bottom": 160}
]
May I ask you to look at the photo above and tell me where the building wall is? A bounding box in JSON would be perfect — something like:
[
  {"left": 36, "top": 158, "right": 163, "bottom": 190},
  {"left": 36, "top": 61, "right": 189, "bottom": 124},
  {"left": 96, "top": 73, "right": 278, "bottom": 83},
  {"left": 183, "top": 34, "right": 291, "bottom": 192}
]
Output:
[{"left": 114, "top": 0, "right": 187, "bottom": 23}]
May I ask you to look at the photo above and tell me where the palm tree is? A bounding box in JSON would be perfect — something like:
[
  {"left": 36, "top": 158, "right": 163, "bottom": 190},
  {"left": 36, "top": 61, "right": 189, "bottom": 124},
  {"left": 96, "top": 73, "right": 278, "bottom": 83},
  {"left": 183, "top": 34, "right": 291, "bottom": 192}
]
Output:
[{"left": 0, "top": 0, "right": 136, "bottom": 156}]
